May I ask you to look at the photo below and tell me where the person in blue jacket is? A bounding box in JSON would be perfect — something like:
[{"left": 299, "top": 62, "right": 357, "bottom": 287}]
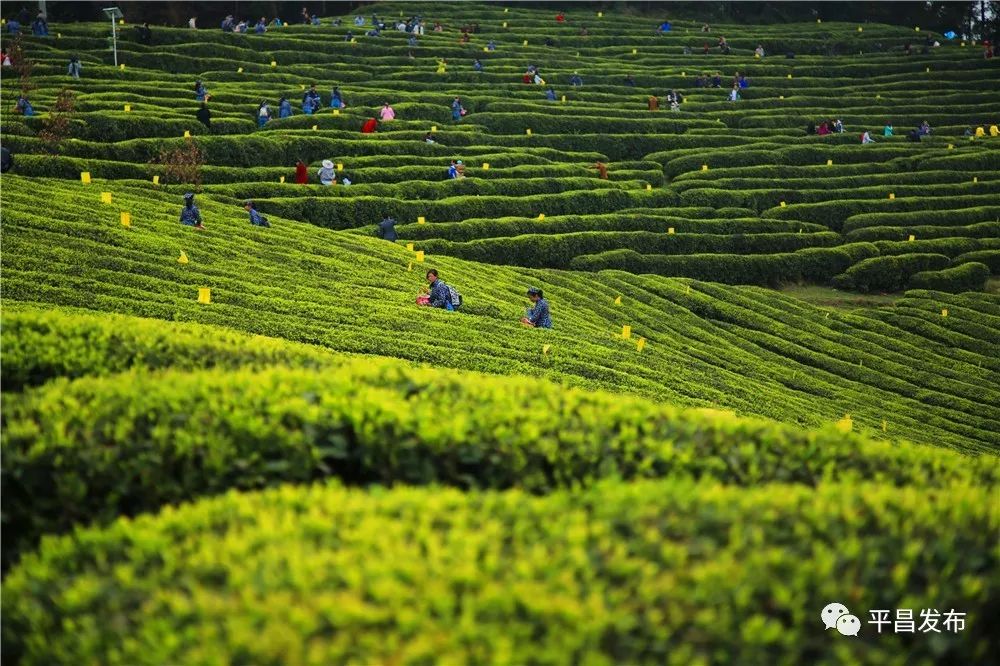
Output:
[
  {"left": 376, "top": 213, "right": 398, "bottom": 241},
  {"left": 425, "top": 269, "right": 454, "bottom": 310},
  {"left": 278, "top": 97, "right": 293, "bottom": 118},
  {"left": 7, "top": 19, "right": 21, "bottom": 35},
  {"left": 330, "top": 86, "right": 344, "bottom": 108},
  {"left": 546, "top": 87, "right": 557, "bottom": 101},
  {"left": 194, "top": 80, "right": 208, "bottom": 102},
  {"left": 303, "top": 84, "right": 321, "bottom": 113},
  {"left": 244, "top": 200, "right": 270, "bottom": 227},
  {"left": 179, "top": 193, "right": 205, "bottom": 229},
  {"left": 32, "top": 13, "right": 49, "bottom": 36},
  {"left": 521, "top": 287, "right": 552, "bottom": 328},
  {"left": 473, "top": 59, "right": 483, "bottom": 72},
  {"left": 14, "top": 95, "right": 34, "bottom": 116},
  {"left": 255, "top": 17, "right": 267, "bottom": 33}
]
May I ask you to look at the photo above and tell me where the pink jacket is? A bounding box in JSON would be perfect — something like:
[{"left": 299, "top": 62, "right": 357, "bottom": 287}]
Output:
[{"left": 379, "top": 106, "right": 396, "bottom": 121}]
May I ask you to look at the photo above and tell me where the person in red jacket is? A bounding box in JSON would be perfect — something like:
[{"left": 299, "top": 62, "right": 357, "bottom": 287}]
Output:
[
  {"left": 295, "top": 159, "right": 308, "bottom": 184},
  {"left": 556, "top": 12, "right": 565, "bottom": 23},
  {"left": 361, "top": 117, "right": 377, "bottom": 133}
]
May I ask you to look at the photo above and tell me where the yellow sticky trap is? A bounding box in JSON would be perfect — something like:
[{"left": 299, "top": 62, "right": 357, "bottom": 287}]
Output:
[
  {"left": 779, "top": 95, "right": 784, "bottom": 99},
  {"left": 926, "top": 67, "right": 930, "bottom": 73},
  {"left": 406, "top": 243, "right": 414, "bottom": 251},
  {"left": 780, "top": 201, "right": 786, "bottom": 207},
  {"left": 270, "top": 60, "right": 277, "bottom": 67},
  {"left": 682, "top": 72, "right": 686, "bottom": 77},
  {"left": 351, "top": 38, "right": 357, "bottom": 43},
  {"left": 119, "top": 19, "right": 124, "bottom": 24},
  {"left": 184, "top": 130, "right": 191, "bottom": 138},
  {"left": 948, "top": 144, "right": 954, "bottom": 149},
  {"left": 526, "top": 128, "right": 532, "bottom": 135},
  {"left": 614, "top": 296, "right": 622, "bottom": 305},
  {"left": 119, "top": 63, "right": 125, "bottom": 70},
  {"left": 178, "top": 251, "right": 189, "bottom": 264},
  {"left": 561, "top": 95, "right": 567, "bottom": 103},
  {"left": 417, "top": 216, "right": 426, "bottom": 225},
  {"left": 827, "top": 159, "right": 833, "bottom": 166},
  {"left": 646, "top": 184, "right": 652, "bottom": 190},
  {"left": 941, "top": 309, "right": 948, "bottom": 317},
  {"left": 888, "top": 193, "right": 895, "bottom": 199},
  {"left": 152, "top": 175, "right": 160, "bottom": 185},
  {"left": 80, "top": 172, "right": 92, "bottom": 184},
  {"left": 915, "top": 26, "right": 920, "bottom": 31},
  {"left": 484, "top": 47, "right": 489, "bottom": 52},
  {"left": 336, "top": 163, "right": 343, "bottom": 171},
  {"left": 430, "top": 125, "right": 438, "bottom": 133},
  {"left": 502, "top": 22, "right": 507, "bottom": 28},
  {"left": 280, "top": 176, "right": 286, "bottom": 183},
  {"left": 621, "top": 325, "right": 632, "bottom": 340},
  {"left": 523, "top": 39, "right": 528, "bottom": 46},
  {"left": 124, "top": 104, "right": 131, "bottom": 112},
  {"left": 973, "top": 176, "right": 978, "bottom": 183},
  {"left": 300, "top": 84, "right": 306, "bottom": 90},
  {"left": 237, "top": 67, "right": 244, "bottom": 73},
  {"left": 407, "top": 261, "right": 413, "bottom": 272},
  {"left": 120, "top": 211, "right": 131, "bottom": 227},
  {"left": 333, "top": 109, "right": 340, "bottom": 115},
  {"left": 817, "top": 18, "right": 822, "bottom": 23},
  {"left": 835, "top": 415, "right": 853, "bottom": 433},
  {"left": 908, "top": 234, "right": 916, "bottom": 242},
  {"left": 482, "top": 162, "right": 490, "bottom": 170},
  {"left": 57, "top": 32, "right": 62, "bottom": 38},
  {"left": 537, "top": 213, "right": 545, "bottom": 220},
  {"left": 632, "top": 48, "right": 638, "bottom": 54},
  {"left": 312, "top": 125, "right": 318, "bottom": 131},
  {"left": 686, "top": 285, "right": 691, "bottom": 294},
  {"left": 542, "top": 344, "right": 551, "bottom": 354},
  {"left": 701, "top": 164, "right": 708, "bottom": 171},
  {"left": 787, "top": 73, "right": 792, "bottom": 79},
  {"left": 504, "top": 7, "right": 509, "bottom": 11},
  {"left": 198, "top": 288, "right": 211, "bottom": 304},
  {"left": 636, "top": 337, "right": 646, "bottom": 352},
  {"left": 668, "top": 227, "right": 675, "bottom": 234},
  {"left": 100, "top": 192, "right": 112, "bottom": 204},
  {"left": 858, "top": 26, "right": 863, "bottom": 32},
  {"left": 415, "top": 250, "right": 425, "bottom": 262},
  {"left": 598, "top": 11, "right": 603, "bottom": 17}
]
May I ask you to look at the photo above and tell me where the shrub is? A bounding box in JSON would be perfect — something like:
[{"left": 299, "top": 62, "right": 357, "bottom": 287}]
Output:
[
  {"left": 952, "top": 250, "right": 1000, "bottom": 273},
  {"left": 907, "top": 262, "right": 991, "bottom": 293},
  {"left": 4, "top": 361, "right": 992, "bottom": 568},
  {"left": 831, "top": 253, "right": 951, "bottom": 292},
  {"left": 3, "top": 479, "right": 995, "bottom": 665}
]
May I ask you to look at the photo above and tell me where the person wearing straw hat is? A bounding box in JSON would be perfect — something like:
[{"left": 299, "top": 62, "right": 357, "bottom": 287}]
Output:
[{"left": 318, "top": 160, "right": 337, "bottom": 186}]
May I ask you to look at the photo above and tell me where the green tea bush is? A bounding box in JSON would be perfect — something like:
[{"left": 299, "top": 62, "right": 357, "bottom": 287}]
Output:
[
  {"left": 3, "top": 478, "right": 995, "bottom": 666},
  {"left": 953, "top": 250, "right": 1000, "bottom": 273},
  {"left": 907, "top": 262, "right": 991, "bottom": 293},
  {"left": 5, "top": 360, "right": 993, "bottom": 568},
  {"left": 831, "top": 253, "right": 952, "bottom": 292}
]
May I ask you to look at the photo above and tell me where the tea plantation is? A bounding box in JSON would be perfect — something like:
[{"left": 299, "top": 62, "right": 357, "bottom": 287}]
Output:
[{"left": 1, "top": 3, "right": 998, "bottom": 664}]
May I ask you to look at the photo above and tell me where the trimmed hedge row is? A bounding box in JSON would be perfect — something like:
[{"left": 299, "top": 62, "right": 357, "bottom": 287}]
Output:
[
  {"left": 570, "top": 245, "right": 879, "bottom": 286},
  {"left": 953, "top": 250, "right": 1000, "bottom": 273},
  {"left": 844, "top": 222, "right": 1000, "bottom": 243},
  {"left": 4, "top": 478, "right": 995, "bottom": 665},
  {"left": 417, "top": 231, "right": 842, "bottom": 269},
  {"left": 843, "top": 206, "right": 1000, "bottom": 233},
  {"left": 397, "top": 213, "right": 825, "bottom": 242},
  {"left": 831, "top": 253, "right": 952, "bottom": 292},
  {"left": 0, "top": 306, "right": 343, "bottom": 391},
  {"left": 908, "top": 262, "right": 991, "bottom": 293},
  {"left": 4, "top": 359, "right": 993, "bottom": 569}
]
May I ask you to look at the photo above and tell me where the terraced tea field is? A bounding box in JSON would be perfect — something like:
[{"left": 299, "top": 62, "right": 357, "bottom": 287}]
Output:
[{"left": 1, "top": 4, "right": 998, "bottom": 664}]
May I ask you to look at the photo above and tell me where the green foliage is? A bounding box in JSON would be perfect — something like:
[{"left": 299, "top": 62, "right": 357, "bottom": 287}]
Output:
[
  {"left": 832, "top": 253, "right": 952, "bottom": 292},
  {"left": 6, "top": 359, "right": 993, "bottom": 567},
  {"left": 4, "top": 479, "right": 996, "bottom": 666},
  {"left": 908, "top": 262, "right": 991, "bottom": 293}
]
